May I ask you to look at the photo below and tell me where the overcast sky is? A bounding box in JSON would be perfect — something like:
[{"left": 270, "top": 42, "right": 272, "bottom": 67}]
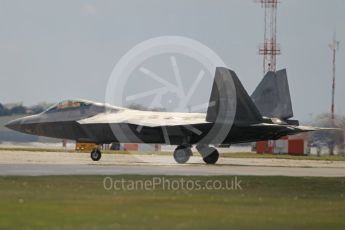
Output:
[{"left": 0, "top": 0, "right": 344, "bottom": 120}]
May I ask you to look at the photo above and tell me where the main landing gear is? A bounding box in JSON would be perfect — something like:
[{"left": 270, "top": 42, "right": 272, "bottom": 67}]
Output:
[
  {"left": 196, "top": 145, "right": 219, "bottom": 165},
  {"left": 173, "top": 145, "right": 220, "bottom": 165},
  {"left": 91, "top": 148, "right": 102, "bottom": 161},
  {"left": 173, "top": 145, "right": 192, "bottom": 164}
]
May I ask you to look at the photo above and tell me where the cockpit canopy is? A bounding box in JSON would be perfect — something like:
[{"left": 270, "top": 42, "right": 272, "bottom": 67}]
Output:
[
  {"left": 46, "top": 100, "right": 93, "bottom": 113},
  {"left": 45, "top": 99, "right": 119, "bottom": 114}
]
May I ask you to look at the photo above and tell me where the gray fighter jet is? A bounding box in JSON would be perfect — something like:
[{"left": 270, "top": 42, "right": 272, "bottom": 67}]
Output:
[{"left": 6, "top": 67, "right": 322, "bottom": 164}]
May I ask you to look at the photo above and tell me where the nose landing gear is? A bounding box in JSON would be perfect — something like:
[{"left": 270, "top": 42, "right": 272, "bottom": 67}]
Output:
[{"left": 90, "top": 148, "right": 102, "bottom": 161}]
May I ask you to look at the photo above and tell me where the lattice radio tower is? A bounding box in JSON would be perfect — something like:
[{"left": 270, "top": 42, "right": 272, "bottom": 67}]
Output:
[{"left": 256, "top": 0, "right": 281, "bottom": 75}]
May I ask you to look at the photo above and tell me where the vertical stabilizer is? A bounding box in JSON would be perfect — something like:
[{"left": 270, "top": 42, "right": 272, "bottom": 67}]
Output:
[
  {"left": 206, "top": 67, "right": 263, "bottom": 125},
  {"left": 251, "top": 69, "right": 293, "bottom": 120}
]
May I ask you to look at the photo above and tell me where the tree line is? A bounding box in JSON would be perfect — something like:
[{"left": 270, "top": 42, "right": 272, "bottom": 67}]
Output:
[{"left": 0, "top": 103, "right": 51, "bottom": 116}]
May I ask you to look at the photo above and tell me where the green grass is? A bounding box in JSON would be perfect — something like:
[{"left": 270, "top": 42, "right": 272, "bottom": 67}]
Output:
[{"left": 0, "top": 176, "right": 345, "bottom": 230}]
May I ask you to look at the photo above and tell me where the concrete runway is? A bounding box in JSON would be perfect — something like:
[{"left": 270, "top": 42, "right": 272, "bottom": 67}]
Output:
[{"left": 1, "top": 150, "right": 345, "bottom": 177}]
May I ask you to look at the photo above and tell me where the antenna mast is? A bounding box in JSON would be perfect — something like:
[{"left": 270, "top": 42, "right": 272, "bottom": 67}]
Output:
[
  {"left": 329, "top": 33, "right": 340, "bottom": 126},
  {"left": 257, "top": 0, "right": 281, "bottom": 74}
]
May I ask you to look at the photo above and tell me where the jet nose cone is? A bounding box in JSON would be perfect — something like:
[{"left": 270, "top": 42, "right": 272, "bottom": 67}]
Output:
[{"left": 5, "top": 119, "right": 22, "bottom": 131}]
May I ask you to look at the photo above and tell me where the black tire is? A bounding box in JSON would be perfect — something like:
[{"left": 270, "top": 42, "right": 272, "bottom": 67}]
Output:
[
  {"left": 203, "top": 148, "right": 219, "bottom": 164},
  {"left": 173, "top": 146, "right": 192, "bottom": 164},
  {"left": 91, "top": 149, "right": 102, "bottom": 161}
]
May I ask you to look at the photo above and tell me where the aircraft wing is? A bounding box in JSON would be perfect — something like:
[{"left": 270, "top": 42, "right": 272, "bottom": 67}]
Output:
[
  {"left": 251, "top": 123, "right": 341, "bottom": 132},
  {"left": 77, "top": 110, "right": 210, "bottom": 127},
  {"left": 294, "top": 126, "right": 342, "bottom": 132}
]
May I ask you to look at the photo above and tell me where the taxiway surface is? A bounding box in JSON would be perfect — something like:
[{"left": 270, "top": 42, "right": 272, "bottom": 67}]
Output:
[{"left": 1, "top": 150, "right": 345, "bottom": 177}]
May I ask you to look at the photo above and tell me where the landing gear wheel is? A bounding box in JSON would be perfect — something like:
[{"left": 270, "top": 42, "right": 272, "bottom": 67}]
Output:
[
  {"left": 173, "top": 146, "right": 192, "bottom": 164},
  {"left": 91, "top": 148, "right": 102, "bottom": 161},
  {"left": 196, "top": 146, "right": 219, "bottom": 164},
  {"left": 203, "top": 148, "right": 219, "bottom": 164}
]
